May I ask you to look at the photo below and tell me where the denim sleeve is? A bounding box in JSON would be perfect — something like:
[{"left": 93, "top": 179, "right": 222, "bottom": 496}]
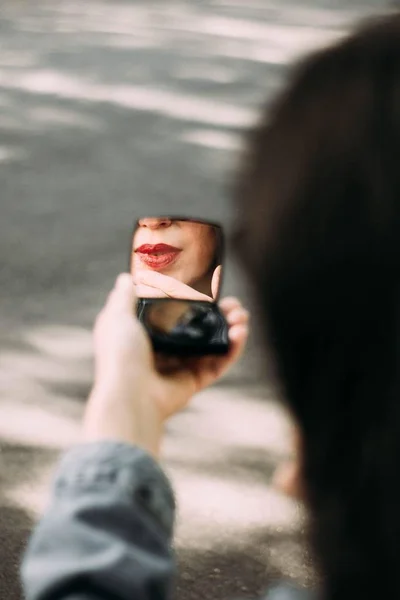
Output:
[{"left": 20, "top": 441, "right": 176, "bottom": 600}]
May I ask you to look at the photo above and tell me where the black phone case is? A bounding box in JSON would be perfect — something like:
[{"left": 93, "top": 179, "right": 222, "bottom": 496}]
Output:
[{"left": 137, "top": 298, "right": 230, "bottom": 356}]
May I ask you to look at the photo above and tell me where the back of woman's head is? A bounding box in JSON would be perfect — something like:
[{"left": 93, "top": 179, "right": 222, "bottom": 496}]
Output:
[{"left": 234, "top": 13, "right": 400, "bottom": 600}]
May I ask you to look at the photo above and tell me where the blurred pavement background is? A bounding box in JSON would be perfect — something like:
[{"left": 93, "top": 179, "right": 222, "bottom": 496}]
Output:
[{"left": 0, "top": 1, "right": 393, "bottom": 598}]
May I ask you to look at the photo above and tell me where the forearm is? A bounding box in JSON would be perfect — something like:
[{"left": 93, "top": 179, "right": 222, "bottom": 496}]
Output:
[{"left": 21, "top": 441, "right": 176, "bottom": 600}]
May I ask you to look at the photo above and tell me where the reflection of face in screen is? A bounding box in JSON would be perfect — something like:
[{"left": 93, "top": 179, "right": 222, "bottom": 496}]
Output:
[
  {"left": 145, "top": 301, "right": 191, "bottom": 333},
  {"left": 145, "top": 301, "right": 223, "bottom": 342},
  {"left": 132, "top": 218, "right": 220, "bottom": 297}
]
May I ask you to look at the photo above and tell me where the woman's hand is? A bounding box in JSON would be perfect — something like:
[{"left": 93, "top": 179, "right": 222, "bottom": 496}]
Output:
[
  {"left": 83, "top": 273, "right": 249, "bottom": 458},
  {"left": 135, "top": 266, "right": 222, "bottom": 301}
]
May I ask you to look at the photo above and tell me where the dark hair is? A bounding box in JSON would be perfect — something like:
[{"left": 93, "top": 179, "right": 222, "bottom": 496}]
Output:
[{"left": 233, "top": 13, "right": 400, "bottom": 600}]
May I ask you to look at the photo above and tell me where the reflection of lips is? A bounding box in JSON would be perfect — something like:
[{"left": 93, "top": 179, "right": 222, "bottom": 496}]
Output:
[{"left": 135, "top": 244, "right": 181, "bottom": 270}]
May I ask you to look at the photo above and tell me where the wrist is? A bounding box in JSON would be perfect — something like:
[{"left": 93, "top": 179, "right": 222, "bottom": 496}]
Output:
[{"left": 83, "top": 380, "right": 163, "bottom": 460}]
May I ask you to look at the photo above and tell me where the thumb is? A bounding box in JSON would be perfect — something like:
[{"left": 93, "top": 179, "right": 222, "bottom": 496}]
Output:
[
  {"left": 211, "top": 265, "right": 222, "bottom": 299},
  {"left": 108, "top": 273, "right": 137, "bottom": 314}
]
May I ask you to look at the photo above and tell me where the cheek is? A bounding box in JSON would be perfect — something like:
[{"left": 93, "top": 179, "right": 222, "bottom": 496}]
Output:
[
  {"left": 187, "top": 236, "right": 213, "bottom": 274},
  {"left": 201, "top": 232, "right": 217, "bottom": 268}
]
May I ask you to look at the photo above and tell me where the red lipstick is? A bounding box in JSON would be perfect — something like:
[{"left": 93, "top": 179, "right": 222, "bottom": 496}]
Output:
[{"left": 135, "top": 244, "right": 181, "bottom": 270}]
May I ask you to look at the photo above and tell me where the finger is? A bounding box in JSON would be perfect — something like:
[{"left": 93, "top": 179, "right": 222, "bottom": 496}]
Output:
[
  {"left": 227, "top": 323, "right": 248, "bottom": 363},
  {"left": 225, "top": 306, "right": 250, "bottom": 327},
  {"left": 135, "top": 283, "right": 168, "bottom": 298},
  {"left": 219, "top": 296, "right": 242, "bottom": 315},
  {"left": 191, "top": 322, "right": 249, "bottom": 386},
  {"left": 211, "top": 265, "right": 222, "bottom": 299},
  {"left": 205, "top": 323, "right": 248, "bottom": 382},
  {"left": 145, "top": 280, "right": 209, "bottom": 301},
  {"left": 107, "top": 274, "right": 136, "bottom": 313},
  {"left": 138, "top": 272, "right": 212, "bottom": 302},
  {"left": 137, "top": 271, "right": 182, "bottom": 292}
]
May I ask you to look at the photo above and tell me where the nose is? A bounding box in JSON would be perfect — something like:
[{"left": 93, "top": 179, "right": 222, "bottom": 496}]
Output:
[{"left": 139, "top": 217, "right": 172, "bottom": 230}]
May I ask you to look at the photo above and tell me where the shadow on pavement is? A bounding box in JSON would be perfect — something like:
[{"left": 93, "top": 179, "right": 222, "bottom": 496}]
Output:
[
  {"left": 0, "top": 440, "right": 58, "bottom": 600},
  {"left": 175, "top": 527, "right": 315, "bottom": 600},
  {"left": 0, "top": 503, "right": 33, "bottom": 600}
]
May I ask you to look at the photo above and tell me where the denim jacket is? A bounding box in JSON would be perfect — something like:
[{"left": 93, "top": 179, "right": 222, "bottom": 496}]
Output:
[{"left": 20, "top": 441, "right": 314, "bottom": 600}]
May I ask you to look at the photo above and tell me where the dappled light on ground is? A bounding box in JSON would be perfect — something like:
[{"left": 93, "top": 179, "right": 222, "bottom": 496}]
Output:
[
  {"left": 0, "top": 69, "right": 256, "bottom": 129},
  {"left": 0, "top": 320, "right": 307, "bottom": 586},
  {"left": 181, "top": 129, "right": 240, "bottom": 151}
]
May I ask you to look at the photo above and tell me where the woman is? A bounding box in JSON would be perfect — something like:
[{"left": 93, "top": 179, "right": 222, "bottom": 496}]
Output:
[
  {"left": 232, "top": 11, "right": 400, "bottom": 600},
  {"left": 21, "top": 12, "right": 400, "bottom": 600},
  {"left": 132, "top": 217, "right": 222, "bottom": 301}
]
